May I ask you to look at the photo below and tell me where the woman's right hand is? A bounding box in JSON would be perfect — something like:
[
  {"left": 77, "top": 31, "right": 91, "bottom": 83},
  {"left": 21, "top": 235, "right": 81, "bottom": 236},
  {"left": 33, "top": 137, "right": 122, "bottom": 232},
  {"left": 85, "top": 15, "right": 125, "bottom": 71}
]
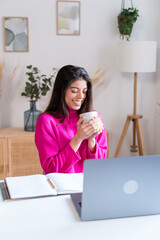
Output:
[
  {"left": 70, "top": 116, "right": 102, "bottom": 152},
  {"left": 75, "top": 116, "right": 100, "bottom": 141}
]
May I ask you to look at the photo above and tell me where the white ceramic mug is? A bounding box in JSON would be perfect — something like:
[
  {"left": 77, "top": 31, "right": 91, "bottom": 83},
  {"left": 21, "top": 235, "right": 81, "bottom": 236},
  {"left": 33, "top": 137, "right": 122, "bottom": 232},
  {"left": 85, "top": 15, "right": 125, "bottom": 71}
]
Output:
[{"left": 79, "top": 111, "right": 98, "bottom": 123}]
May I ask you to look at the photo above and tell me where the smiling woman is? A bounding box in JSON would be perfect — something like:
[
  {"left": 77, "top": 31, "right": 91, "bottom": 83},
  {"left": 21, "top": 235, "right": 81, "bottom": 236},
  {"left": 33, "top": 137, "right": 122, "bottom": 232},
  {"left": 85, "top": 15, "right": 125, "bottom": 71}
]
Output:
[{"left": 35, "top": 65, "right": 108, "bottom": 174}]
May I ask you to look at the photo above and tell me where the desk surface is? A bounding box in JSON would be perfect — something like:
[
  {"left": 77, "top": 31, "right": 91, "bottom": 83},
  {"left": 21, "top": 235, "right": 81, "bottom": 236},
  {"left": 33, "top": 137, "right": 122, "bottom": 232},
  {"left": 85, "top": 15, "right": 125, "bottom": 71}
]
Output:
[{"left": 0, "top": 191, "right": 160, "bottom": 240}]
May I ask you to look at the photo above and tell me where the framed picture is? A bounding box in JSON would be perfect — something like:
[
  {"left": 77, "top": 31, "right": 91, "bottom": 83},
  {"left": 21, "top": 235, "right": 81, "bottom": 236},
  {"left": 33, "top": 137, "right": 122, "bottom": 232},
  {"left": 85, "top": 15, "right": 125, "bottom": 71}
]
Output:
[
  {"left": 3, "top": 17, "right": 29, "bottom": 52},
  {"left": 57, "top": 1, "right": 80, "bottom": 36}
]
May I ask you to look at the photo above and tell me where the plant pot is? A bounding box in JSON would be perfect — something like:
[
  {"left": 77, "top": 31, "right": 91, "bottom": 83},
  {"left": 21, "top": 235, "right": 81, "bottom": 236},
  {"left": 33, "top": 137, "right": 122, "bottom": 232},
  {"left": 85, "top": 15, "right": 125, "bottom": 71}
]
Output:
[
  {"left": 24, "top": 100, "right": 41, "bottom": 132},
  {"left": 118, "top": 13, "right": 134, "bottom": 38}
]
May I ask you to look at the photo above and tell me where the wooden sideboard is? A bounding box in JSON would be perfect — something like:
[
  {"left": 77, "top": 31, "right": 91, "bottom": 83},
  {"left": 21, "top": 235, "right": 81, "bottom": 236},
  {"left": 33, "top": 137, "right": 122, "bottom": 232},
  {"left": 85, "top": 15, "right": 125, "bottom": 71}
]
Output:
[{"left": 0, "top": 128, "right": 42, "bottom": 179}]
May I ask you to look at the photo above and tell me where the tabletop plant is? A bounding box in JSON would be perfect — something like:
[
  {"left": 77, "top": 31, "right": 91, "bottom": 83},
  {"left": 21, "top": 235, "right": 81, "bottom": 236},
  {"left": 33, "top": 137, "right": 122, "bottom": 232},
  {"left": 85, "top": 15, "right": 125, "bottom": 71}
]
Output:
[
  {"left": 21, "top": 65, "right": 57, "bottom": 101},
  {"left": 118, "top": 1, "right": 139, "bottom": 41},
  {"left": 21, "top": 65, "right": 57, "bottom": 132}
]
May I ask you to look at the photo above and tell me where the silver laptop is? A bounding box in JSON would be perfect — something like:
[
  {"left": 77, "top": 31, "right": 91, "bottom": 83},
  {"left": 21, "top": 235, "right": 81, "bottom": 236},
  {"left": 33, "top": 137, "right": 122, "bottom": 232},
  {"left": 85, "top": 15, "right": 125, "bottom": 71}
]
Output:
[{"left": 71, "top": 155, "right": 160, "bottom": 221}]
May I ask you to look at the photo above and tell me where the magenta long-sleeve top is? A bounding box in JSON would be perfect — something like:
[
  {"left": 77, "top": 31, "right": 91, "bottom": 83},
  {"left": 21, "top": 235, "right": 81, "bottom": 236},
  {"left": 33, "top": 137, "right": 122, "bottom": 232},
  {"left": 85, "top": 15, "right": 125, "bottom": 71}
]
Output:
[{"left": 35, "top": 108, "right": 108, "bottom": 174}]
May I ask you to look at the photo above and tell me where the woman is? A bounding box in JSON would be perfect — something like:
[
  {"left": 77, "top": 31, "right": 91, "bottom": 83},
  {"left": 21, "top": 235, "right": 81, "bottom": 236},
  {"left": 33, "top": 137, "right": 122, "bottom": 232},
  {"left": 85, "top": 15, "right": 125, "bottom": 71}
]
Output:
[{"left": 35, "top": 65, "right": 107, "bottom": 174}]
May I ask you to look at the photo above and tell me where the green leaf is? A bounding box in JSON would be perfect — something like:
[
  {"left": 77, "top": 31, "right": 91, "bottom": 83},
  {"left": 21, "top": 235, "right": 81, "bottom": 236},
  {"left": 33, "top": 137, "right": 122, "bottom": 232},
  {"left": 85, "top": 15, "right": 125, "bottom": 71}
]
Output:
[
  {"left": 21, "top": 92, "right": 27, "bottom": 96},
  {"left": 26, "top": 65, "right": 32, "bottom": 69}
]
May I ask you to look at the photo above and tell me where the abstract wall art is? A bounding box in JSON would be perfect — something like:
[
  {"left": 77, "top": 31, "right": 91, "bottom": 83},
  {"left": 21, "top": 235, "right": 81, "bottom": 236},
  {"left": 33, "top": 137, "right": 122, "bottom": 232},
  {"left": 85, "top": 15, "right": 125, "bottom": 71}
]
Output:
[
  {"left": 3, "top": 17, "right": 29, "bottom": 52},
  {"left": 57, "top": 1, "right": 80, "bottom": 36}
]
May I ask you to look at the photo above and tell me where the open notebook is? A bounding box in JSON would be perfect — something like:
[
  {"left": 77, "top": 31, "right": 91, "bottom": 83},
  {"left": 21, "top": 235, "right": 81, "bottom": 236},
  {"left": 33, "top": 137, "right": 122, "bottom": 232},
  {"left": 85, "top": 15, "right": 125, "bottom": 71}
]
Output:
[{"left": 0, "top": 173, "right": 83, "bottom": 201}]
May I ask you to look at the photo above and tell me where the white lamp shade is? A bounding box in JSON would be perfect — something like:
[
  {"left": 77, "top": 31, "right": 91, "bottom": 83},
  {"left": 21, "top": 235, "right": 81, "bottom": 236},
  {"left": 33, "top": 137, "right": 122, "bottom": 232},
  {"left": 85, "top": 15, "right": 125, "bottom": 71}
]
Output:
[{"left": 116, "top": 41, "right": 157, "bottom": 73}]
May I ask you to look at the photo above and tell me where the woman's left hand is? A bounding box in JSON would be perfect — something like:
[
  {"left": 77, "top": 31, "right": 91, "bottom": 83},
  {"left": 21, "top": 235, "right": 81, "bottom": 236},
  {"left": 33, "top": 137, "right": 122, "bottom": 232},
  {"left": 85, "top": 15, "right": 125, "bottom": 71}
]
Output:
[
  {"left": 88, "top": 116, "right": 104, "bottom": 153},
  {"left": 88, "top": 116, "right": 103, "bottom": 140}
]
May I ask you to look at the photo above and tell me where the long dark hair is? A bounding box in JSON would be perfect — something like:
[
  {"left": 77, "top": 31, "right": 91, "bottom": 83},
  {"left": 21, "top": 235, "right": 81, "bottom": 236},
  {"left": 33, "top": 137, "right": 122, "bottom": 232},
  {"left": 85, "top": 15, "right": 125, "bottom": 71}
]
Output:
[{"left": 44, "top": 65, "right": 93, "bottom": 119}]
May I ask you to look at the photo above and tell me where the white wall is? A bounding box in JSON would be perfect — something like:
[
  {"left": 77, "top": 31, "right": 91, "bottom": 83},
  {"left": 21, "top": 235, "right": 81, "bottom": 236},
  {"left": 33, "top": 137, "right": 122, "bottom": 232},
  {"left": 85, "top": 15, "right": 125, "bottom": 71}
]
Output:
[{"left": 0, "top": 0, "right": 158, "bottom": 157}]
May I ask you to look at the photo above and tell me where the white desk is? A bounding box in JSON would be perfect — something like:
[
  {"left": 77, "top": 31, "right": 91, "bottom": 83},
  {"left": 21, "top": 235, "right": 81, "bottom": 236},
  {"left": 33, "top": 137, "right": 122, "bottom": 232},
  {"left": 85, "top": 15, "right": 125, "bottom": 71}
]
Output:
[{"left": 0, "top": 191, "right": 160, "bottom": 240}]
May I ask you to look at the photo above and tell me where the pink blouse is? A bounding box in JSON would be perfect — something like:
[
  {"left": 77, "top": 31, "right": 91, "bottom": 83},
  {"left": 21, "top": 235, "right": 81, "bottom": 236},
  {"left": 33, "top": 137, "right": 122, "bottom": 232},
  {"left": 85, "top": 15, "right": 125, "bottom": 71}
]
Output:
[{"left": 35, "top": 108, "right": 107, "bottom": 174}]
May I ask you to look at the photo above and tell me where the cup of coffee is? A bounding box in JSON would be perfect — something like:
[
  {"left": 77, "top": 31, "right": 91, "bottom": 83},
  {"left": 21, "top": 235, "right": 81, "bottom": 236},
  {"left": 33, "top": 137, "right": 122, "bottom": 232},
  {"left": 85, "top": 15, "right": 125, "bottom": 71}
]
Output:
[{"left": 79, "top": 111, "right": 98, "bottom": 123}]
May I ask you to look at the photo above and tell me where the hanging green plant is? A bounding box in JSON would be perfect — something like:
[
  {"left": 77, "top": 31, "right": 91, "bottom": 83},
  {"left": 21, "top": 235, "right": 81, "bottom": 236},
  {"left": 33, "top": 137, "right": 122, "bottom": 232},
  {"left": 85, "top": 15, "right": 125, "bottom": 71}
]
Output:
[{"left": 118, "top": 1, "right": 139, "bottom": 41}]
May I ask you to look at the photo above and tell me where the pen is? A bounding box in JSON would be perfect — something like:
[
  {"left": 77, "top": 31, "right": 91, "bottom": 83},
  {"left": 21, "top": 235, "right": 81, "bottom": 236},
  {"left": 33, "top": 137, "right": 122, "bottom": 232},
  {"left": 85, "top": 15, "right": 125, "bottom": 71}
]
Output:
[{"left": 47, "top": 178, "right": 55, "bottom": 189}]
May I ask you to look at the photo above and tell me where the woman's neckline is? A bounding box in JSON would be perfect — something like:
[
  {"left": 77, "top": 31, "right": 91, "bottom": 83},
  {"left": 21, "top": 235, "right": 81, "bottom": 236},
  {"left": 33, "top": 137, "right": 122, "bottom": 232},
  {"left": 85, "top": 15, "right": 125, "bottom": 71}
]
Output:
[{"left": 67, "top": 107, "right": 78, "bottom": 116}]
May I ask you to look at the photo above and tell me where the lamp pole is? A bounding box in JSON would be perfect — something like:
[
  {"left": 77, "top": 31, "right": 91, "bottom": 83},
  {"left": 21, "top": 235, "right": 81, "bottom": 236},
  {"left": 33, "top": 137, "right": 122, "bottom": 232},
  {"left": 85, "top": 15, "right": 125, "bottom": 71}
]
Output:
[{"left": 133, "top": 72, "right": 137, "bottom": 115}]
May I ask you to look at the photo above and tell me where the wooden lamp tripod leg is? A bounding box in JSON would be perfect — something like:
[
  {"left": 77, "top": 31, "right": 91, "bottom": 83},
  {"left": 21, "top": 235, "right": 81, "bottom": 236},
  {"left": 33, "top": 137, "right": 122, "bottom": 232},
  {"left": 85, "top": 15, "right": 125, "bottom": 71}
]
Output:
[
  {"left": 130, "top": 72, "right": 138, "bottom": 152},
  {"left": 136, "top": 118, "right": 146, "bottom": 155},
  {"left": 114, "top": 117, "right": 131, "bottom": 157}
]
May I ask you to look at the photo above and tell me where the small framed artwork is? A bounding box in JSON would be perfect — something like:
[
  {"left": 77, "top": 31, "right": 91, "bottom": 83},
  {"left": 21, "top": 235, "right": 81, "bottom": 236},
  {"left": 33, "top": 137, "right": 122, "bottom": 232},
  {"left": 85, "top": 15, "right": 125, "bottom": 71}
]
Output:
[
  {"left": 3, "top": 17, "right": 29, "bottom": 52},
  {"left": 57, "top": 1, "right": 80, "bottom": 36}
]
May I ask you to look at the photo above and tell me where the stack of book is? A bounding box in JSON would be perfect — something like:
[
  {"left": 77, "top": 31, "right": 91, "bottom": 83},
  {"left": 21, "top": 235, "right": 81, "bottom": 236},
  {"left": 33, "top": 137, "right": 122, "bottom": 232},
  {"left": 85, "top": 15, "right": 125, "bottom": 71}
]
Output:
[{"left": 0, "top": 172, "right": 83, "bottom": 201}]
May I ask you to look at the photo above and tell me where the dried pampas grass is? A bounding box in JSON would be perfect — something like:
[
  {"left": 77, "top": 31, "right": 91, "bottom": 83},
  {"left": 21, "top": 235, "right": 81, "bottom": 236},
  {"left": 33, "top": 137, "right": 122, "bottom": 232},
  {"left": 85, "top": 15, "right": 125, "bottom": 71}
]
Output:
[
  {"left": 0, "top": 57, "right": 19, "bottom": 99},
  {"left": 91, "top": 68, "right": 106, "bottom": 88}
]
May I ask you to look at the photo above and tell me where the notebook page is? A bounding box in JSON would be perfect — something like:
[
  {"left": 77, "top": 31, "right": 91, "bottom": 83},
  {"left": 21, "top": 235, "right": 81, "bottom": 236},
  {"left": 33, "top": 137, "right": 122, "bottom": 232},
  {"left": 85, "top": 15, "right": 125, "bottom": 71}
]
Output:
[
  {"left": 46, "top": 173, "right": 83, "bottom": 194},
  {"left": 5, "top": 174, "right": 57, "bottom": 199}
]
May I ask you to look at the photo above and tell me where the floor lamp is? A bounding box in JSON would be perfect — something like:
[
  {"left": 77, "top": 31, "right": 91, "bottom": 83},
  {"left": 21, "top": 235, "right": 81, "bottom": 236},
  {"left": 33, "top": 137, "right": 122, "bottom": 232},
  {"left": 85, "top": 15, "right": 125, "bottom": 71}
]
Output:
[{"left": 114, "top": 41, "right": 157, "bottom": 157}]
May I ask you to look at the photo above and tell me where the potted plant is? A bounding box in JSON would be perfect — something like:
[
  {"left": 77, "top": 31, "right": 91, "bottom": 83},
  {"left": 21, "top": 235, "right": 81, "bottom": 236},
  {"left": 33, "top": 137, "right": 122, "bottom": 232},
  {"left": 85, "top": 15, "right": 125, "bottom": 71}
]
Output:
[
  {"left": 118, "top": 4, "right": 139, "bottom": 41},
  {"left": 21, "top": 65, "right": 57, "bottom": 131}
]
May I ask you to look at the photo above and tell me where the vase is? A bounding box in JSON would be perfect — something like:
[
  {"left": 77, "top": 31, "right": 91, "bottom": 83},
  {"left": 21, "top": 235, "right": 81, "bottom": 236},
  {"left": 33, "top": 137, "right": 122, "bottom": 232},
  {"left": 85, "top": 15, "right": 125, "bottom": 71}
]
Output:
[{"left": 24, "top": 100, "right": 41, "bottom": 132}]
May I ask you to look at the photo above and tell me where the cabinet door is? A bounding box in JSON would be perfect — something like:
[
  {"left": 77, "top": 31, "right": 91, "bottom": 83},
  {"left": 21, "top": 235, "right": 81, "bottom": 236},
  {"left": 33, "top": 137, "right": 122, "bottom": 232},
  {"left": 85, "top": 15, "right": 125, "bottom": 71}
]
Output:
[{"left": 8, "top": 136, "right": 42, "bottom": 177}]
